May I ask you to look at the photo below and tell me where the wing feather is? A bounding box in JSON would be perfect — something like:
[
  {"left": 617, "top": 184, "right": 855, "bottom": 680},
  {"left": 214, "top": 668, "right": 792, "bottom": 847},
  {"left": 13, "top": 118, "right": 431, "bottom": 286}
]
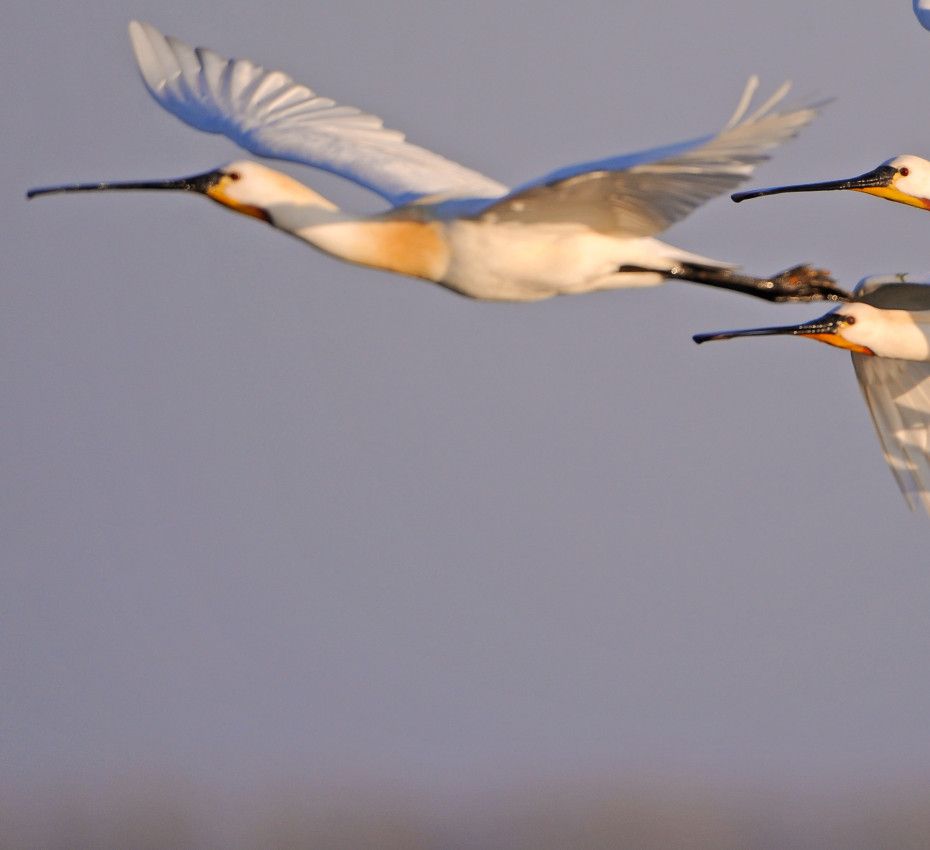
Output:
[
  {"left": 852, "top": 353, "right": 930, "bottom": 515},
  {"left": 128, "top": 21, "right": 507, "bottom": 206},
  {"left": 476, "top": 77, "right": 823, "bottom": 235}
]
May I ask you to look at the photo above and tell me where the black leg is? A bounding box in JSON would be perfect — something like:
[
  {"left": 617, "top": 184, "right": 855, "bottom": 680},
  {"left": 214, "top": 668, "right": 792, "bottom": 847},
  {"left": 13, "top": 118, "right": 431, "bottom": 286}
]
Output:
[{"left": 621, "top": 263, "right": 851, "bottom": 302}]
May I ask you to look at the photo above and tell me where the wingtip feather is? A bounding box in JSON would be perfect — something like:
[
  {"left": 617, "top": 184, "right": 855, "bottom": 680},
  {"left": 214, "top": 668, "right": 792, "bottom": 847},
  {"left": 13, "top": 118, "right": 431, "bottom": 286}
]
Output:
[
  {"left": 723, "top": 75, "right": 759, "bottom": 130},
  {"left": 128, "top": 20, "right": 175, "bottom": 96}
]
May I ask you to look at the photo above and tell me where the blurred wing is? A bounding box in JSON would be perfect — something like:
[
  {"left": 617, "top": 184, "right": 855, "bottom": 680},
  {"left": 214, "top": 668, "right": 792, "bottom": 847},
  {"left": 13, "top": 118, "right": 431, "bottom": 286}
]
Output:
[
  {"left": 852, "top": 353, "right": 930, "bottom": 516},
  {"left": 915, "top": 0, "right": 930, "bottom": 31},
  {"left": 128, "top": 21, "right": 507, "bottom": 206},
  {"left": 853, "top": 274, "right": 930, "bottom": 310},
  {"left": 476, "top": 77, "right": 821, "bottom": 235}
]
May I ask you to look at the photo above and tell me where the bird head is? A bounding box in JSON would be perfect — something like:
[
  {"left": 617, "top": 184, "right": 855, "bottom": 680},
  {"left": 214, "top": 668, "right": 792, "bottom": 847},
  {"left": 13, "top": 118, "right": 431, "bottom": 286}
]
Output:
[
  {"left": 27, "top": 160, "right": 336, "bottom": 222},
  {"left": 201, "top": 161, "right": 338, "bottom": 219},
  {"left": 693, "top": 303, "right": 877, "bottom": 356}
]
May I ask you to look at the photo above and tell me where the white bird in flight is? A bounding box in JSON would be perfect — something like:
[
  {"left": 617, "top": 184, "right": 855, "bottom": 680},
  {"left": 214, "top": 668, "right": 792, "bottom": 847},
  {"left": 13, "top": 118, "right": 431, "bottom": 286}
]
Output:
[
  {"left": 695, "top": 275, "right": 930, "bottom": 516},
  {"left": 27, "top": 21, "right": 845, "bottom": 303}
]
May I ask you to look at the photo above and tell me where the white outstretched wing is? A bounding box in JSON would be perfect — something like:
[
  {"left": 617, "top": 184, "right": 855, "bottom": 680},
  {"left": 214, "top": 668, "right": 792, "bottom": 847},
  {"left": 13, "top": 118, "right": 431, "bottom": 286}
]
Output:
[
  {"left": 852, "top": 353, "right": 930, "bottom": 516},
  {"left": 128, "top": 21, "right": 507, "bottom": 207},
  {"left": 475, "top": 77, "right": 822, "bottom": 236}
]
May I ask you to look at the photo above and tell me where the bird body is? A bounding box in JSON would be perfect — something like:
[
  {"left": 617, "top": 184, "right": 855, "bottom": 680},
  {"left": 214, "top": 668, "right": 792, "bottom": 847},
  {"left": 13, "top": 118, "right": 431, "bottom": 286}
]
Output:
[
  {"left": 27, "top": 22, "right": 840, "bottom": 304},
  {"left": 437, "top": 224, "right": 723, "bottom": 301},
  {"left": 695, "top": 276, "right": 930, "bottom": 515},
  {"left": 243, "top": 176, "right": 724, "bottom": 300},
  {"left": 209, "top": 160, "right": 713, "bottom": 300}
]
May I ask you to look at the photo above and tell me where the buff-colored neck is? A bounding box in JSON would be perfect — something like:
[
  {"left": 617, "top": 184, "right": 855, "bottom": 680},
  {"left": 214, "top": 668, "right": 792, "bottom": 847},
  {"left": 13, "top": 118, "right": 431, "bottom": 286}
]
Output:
[
  {"left": 223, "top": 165, "right": 451, "bottom": 281},
  {"left": 271, "top": 197, "right": 450, "bottom": 283}
]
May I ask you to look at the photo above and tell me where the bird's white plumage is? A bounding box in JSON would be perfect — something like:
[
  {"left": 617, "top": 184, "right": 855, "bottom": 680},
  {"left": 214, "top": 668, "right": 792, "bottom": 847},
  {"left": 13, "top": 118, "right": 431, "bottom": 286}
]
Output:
[
  {"left": 853, "top": 353, "right": 930, "bottom": 515},
  {"left": 846, "top": 275, "right": 930, "bottom": 515},
  {"left": 474, "top": 78, "right": 821, "bottom": 236},
  {"left": 128, "top": 20, "right": 506, "bottom": 206}
]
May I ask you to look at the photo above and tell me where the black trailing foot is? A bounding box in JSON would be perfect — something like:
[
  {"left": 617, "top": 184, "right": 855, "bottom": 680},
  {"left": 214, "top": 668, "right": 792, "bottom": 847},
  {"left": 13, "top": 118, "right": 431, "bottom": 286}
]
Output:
[
  {"left": 764, "top": 265, "right": 850, "bottom": 302},
  {"left": 620, "top": 263, "right": 851, "bottom": 302}
]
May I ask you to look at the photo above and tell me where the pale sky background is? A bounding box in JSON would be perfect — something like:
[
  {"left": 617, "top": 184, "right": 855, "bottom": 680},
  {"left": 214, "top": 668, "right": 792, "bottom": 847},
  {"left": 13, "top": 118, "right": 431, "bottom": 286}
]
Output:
[{"left": 5, "top": 0, "right": 930, "bottom": 806}]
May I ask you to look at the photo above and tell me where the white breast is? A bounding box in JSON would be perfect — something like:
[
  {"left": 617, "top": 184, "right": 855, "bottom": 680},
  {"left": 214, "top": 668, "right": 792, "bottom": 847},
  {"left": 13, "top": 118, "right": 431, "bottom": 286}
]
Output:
[{"left": 439, "top": 220, "right": 661, "bottom": 301}]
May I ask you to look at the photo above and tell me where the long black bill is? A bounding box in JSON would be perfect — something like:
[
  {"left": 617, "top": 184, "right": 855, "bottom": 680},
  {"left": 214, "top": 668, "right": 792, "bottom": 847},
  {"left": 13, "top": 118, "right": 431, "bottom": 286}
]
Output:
[
  {"left": 731, "top": 164, "right": 898, "bottom": 203},
  {"left": 693, "top": 313, "right": 841, "bottom": 344},
  {"left": 26, "top": 168, "right": 225, "bottom": 200}
]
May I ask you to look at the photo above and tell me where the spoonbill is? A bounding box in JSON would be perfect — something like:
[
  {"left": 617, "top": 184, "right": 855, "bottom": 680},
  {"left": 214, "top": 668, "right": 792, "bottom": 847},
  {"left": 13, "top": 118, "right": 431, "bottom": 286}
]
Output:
[
  {"left": 26, "top": 21, "right": 845, "bottom": 303},
  {"left": 732, "top": 155, "right": 930, "bottom": 211},
  {"left": 694, "top": 275, "right": 930, "bottom": 515}
]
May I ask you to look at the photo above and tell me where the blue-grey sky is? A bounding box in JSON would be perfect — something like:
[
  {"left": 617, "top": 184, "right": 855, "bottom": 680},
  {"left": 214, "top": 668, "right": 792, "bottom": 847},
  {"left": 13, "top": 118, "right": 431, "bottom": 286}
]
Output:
[{"left": 5, "top": 0, "right": 930, "bottom": 801}]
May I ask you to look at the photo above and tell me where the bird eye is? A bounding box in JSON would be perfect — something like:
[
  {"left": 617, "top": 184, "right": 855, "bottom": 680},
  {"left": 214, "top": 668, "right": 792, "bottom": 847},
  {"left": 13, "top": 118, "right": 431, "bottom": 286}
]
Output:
[
  {"left": 899, "top": 166, "right": 910, "bottom": 177},
  {"left": 228, "top": 171, "right": 241, "bottom": 181},
  {"left": 843, "top": 315, "right": 856, "bottom": 325}
]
